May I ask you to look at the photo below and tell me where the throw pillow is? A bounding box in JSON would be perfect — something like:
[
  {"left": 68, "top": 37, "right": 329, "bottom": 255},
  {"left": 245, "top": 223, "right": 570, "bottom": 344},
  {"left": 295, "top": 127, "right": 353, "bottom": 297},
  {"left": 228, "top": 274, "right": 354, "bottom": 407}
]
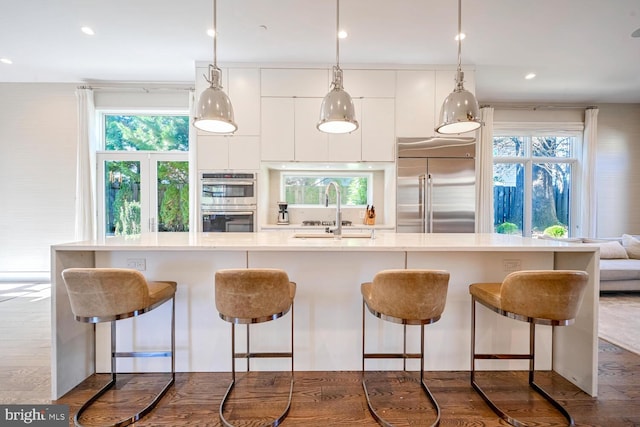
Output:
[
  {"left": 622, "top": 234, "right": 640, "bottom": 259},
  {"left": 594, "top": 241, "right": 629, "bottom": 259}
]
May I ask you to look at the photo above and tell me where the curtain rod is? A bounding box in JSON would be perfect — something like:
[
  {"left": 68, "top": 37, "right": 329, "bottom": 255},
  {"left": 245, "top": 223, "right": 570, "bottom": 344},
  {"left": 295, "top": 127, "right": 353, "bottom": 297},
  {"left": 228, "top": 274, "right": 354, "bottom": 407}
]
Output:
[
  {"left": 77, "top": 83, "right": 194, "bottom": 92},
  {"left": 481, "top": 104, "right": 598, "bottom": 111}
]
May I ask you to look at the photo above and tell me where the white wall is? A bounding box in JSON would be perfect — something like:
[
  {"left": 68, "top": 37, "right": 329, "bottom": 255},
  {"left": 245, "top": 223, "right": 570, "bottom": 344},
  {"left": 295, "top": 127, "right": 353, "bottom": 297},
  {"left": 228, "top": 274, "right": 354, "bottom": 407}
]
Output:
[
  {"left": 596, "top": 104, "right": 640, "bottom": 237},
  {"left": 0, "top": 83, "right": 78, "bottom": 279}
]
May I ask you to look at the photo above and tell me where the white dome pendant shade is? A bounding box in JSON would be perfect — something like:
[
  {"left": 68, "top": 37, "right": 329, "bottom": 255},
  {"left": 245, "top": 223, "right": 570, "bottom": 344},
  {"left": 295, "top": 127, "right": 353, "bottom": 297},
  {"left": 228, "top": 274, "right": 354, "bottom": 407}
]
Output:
[
  {"left": 193, "top": 0, "right": 237, "bottom": 134},
  {"left": 436, "top": 0, "right": 481, "bottom": 135},
  {"left": 318, "top": 66, "right": 359, "bottom": 134},
  {"left": 194, "top": 65, "right": 237, "bottom": 134},
  {"left": 317, "top": 0, "right": 359, "bottom": 134}
]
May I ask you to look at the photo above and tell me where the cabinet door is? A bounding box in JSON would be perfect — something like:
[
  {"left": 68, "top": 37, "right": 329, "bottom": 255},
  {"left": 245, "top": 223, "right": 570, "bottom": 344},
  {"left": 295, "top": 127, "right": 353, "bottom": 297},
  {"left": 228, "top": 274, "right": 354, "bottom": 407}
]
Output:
[
  {"left": 228, "top": 136, "right": 260, "bottom": 170},
  {"left": 261, "top": 69, "right": 329, "bottom": 97},
  {"left": 362, "top": 98, "right": 395, "bottom": 161},
  {"left": 294, "top": 98, "right": 328, "bottom": 161},
  {"left": 342, "top": 70, "right": 396, "bottom": 98},
  {"left": 197, "top": 135, "right": 230, "bottom": 170},
  {"left": 327, "top": 98, "right": 362, "bottom": 162},
  {"left": 228, "top": 68, "right": 260, "bottom": 136},
  {"left": 261, "top": 98, "right": 295, "bottom": 161},
  {"left": 395, "top": 70, "right": 436, "bottom": 137}
]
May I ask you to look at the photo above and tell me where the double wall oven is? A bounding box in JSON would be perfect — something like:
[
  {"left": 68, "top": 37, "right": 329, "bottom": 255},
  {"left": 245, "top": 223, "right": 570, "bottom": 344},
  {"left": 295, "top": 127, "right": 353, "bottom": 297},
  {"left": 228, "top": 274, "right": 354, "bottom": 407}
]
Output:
[{"left": 200, "top": 172, "right": 256, "bottom": 232}]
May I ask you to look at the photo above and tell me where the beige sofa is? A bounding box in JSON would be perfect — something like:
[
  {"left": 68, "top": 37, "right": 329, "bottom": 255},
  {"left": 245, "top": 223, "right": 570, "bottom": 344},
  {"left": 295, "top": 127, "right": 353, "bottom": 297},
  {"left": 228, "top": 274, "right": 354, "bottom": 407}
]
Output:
[{"left": 539, "top": 234, "right": 640, "bottom": 292}]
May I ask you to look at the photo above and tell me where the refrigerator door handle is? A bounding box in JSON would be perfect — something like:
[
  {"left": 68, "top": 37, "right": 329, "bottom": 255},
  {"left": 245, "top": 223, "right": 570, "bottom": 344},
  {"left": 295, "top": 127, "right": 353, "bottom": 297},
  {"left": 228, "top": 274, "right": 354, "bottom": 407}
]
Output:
[
  {"left": 427, "top": 173, "right": 433, "bottom": 233},
  {"left": 419, "top": 174, "right": 426, "bottom": 233}
]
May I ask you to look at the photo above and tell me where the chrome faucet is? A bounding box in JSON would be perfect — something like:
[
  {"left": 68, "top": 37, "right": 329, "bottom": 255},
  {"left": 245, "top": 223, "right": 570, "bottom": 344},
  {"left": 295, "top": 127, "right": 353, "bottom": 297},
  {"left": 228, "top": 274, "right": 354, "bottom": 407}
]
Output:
[{"left": 325, "top": 181, "right": 342, "bottom": 238}]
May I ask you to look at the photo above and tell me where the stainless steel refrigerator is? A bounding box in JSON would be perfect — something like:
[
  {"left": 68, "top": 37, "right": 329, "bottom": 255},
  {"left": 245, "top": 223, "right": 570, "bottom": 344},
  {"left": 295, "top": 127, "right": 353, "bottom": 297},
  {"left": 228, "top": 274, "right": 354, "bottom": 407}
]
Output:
[{"left": 396, "top": 137, "right": 476, "bottom": 233}]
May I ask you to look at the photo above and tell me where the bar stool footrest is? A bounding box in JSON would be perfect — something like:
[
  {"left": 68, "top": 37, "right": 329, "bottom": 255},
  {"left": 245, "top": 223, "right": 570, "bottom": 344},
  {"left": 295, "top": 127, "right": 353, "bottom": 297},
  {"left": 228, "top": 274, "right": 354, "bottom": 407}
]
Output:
[
  {"left": 219, "top": 375, "right": 294, "bottom": 427},
  {"left": 362, "top": 374, "right": 440, "bottom": 427},
  {"left": 74, "top": 373, "right": 175, "bottom": 427}
]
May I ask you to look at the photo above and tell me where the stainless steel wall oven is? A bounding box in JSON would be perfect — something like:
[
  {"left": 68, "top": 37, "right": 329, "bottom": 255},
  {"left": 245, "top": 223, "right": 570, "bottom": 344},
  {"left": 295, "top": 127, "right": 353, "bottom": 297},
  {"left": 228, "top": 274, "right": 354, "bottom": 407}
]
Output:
[{"left": 200, "top": 172, "right": 257, "bottom": 232}]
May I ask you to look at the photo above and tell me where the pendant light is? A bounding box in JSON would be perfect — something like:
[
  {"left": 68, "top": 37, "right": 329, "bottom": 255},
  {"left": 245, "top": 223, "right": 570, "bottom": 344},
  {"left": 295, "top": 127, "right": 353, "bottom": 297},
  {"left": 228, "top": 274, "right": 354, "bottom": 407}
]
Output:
[
  {"left": 193, "top": 0, "right": 237, "bottom": 134},
  {"left": 435, "top": 0, "right": 481, "bottom": 135},
  {"left": 317, "top": 0, "right": 359, "bottom": 134}
]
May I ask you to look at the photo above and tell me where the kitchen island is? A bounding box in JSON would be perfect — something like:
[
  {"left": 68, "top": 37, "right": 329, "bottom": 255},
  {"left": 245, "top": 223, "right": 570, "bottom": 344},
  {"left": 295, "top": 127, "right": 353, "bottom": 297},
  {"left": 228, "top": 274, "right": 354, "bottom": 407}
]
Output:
[{"left": 51, "top": 232, "right": 599, "bottom": 399}]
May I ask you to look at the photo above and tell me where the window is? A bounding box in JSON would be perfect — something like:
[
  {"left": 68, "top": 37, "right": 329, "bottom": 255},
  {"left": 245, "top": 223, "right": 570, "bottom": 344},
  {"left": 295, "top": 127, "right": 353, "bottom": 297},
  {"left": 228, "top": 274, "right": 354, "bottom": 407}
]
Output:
[
  {"left": 98, "top": 113, "right": 190, "bottom": 236},
  {"left": 493, "top": 132, "right": 580, "bottom": 237},
  {"left": 282, "top": 173, "right": 371, "bottom": 206}
]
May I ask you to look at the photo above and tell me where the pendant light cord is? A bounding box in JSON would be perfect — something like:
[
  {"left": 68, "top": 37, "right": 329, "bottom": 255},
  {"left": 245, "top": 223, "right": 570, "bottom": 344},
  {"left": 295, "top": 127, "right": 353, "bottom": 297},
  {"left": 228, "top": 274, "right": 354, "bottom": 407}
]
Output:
[
  {"left": 456, "top": 0, "right": 462, "bottom": 72},
  {"left": 335, "top": 0, "right": 340, "bottom": 68},
  {"left": 213, "top": 0, "right": 218, "bottom": 69}
]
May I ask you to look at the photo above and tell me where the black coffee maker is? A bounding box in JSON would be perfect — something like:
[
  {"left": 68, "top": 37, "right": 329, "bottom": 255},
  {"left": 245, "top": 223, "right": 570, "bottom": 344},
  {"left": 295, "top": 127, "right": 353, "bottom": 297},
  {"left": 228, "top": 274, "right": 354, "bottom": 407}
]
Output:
[{"left": 277, "top": 201, "right": 289, "bottom": 225}]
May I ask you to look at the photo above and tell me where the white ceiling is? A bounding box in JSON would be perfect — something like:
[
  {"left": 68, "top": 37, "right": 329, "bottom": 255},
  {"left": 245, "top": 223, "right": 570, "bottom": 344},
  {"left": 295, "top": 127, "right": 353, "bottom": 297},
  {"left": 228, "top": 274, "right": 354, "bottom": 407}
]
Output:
[{"left": 1, "top": 0, "right": 639, "bottom": 104}]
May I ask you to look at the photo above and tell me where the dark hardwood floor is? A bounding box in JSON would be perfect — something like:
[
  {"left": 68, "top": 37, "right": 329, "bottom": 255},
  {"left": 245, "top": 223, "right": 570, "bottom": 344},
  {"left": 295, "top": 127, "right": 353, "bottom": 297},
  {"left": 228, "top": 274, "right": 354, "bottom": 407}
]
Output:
[{"left": 54, "top": 340, "right": 640, "bottom": 427}]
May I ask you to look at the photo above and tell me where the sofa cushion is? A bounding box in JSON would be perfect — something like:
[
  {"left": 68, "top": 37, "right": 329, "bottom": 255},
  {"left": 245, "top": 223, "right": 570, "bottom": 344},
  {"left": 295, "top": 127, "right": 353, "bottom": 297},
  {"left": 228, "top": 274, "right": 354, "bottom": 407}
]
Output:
[
  {"left": 622, "top": 234, "right": 640, "bottom": 259},
  {"left": 600, "top": 259, "right": 640, "bottom": 281},
  {"left": 583, "top": 240, "right": 629, "bottom": 259}
]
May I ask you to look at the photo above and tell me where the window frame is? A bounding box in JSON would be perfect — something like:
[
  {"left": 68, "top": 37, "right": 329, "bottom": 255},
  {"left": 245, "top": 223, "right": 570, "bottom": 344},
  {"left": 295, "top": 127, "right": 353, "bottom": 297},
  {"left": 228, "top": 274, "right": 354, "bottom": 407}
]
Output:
[
  {"left": 279, "top": 171, "right": 374, "bottom": 208},
  {"left": 492, "top": 123, "right": 583, "bottom": 237}
]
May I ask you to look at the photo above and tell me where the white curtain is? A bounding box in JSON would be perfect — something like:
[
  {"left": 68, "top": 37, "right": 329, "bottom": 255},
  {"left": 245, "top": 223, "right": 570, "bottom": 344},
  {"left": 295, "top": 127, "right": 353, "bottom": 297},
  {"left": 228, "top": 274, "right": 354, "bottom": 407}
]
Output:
[
  {"left": 581, "top": 107, "right": 599, "bottom": 237},
  {"left": 74, "top": 88, "right": 97, "bottom": 241},
  {"left": 188, "top": 89, "right": 198, "bottom": 232},
  {"left": 477, "top": 106, "right": 495, "bottom": 233}
]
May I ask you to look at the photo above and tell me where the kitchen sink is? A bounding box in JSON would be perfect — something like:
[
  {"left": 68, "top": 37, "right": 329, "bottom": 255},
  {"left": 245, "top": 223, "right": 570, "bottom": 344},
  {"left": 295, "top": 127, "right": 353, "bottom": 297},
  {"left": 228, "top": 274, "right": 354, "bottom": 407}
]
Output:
[{"left": 293, "top": 232, "right": 371, "bottom": 239}]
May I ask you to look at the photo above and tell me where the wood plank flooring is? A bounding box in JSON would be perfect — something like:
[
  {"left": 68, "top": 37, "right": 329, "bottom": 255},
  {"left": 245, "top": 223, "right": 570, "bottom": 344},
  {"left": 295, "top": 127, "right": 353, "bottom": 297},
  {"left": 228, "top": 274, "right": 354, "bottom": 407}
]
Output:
[{"left": 2, "top": 284, "right": 640, "bottom": 426}]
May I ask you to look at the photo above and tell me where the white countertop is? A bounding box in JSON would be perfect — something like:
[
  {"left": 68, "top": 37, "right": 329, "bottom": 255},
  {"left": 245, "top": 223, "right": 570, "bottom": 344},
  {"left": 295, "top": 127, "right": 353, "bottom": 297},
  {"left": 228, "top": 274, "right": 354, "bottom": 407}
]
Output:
[{"left": 52, "top": 232, "right": 598, "bottom": 253}]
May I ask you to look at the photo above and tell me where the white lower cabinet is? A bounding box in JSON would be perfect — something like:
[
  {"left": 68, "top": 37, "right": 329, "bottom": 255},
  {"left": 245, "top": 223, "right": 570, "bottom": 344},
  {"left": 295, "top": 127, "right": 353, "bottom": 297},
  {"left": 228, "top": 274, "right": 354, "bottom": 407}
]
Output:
[{"left": 197, "top": 135, "right": 260, "bottom": 170}]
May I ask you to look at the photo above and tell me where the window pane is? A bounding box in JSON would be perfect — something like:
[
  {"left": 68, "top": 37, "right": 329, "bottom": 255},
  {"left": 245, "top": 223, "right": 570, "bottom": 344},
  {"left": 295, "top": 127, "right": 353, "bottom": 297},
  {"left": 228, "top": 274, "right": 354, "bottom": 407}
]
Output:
[
  {"left": 493, "top": 163, "right": 523, "bottom": 235},
  {"left": 532, "top": 162, "right": 571, "bottom": 237},
  {"left": 104, "top": 161, "right": 141, "bottom": 236},
  {"left": 157, "top": 161, "right": 189, "bottom": 232},
  {"left": 493, "top": 136, "right": 525, "bottom": 157},
  {"left": 283, "top": 175, "right": 369, "bottom": 206},
  {"left": 105, "top": 115, "right": 189, "bottom": 151},
  {"left": 532, "top": 136, "right": 573, "bottom": 158}
]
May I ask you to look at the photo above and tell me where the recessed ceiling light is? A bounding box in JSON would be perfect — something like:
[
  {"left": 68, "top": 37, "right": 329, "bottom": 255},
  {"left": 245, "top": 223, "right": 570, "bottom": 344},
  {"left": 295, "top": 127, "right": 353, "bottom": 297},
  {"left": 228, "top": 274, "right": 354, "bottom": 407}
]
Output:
[
  {"left": 0, "top": 58, "right": 13, "bottom": 65},
  {"left": 525, "top": 73, "right": 537, "bottom": 80},
  {"left": 207, "top": 29, "right": 215, "bottom": 38},
  {"left": 81, "top": 26, "right": 95, "bottom": 36},
  {"left": 338, "top": 30, "right": 348, "bottom": 39},
  {"left": 455, "top": 32, "right": 466, "bottom": 41}
]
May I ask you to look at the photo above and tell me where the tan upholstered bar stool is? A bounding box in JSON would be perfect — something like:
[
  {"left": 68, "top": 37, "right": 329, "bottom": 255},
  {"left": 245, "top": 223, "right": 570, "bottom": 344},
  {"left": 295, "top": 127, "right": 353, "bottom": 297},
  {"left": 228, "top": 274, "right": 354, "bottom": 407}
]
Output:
[
  {"left": 361, "top": 269, "right": 450, "bottom": 427},
  {"left": 469, "top": 270, "right": 588, "bottom": 427},
  {"left": 61, "top": 268, "right": 176, "bottom": 427},
  {"left": 215, "top": 268, "right": 296, "bottom": 427}
]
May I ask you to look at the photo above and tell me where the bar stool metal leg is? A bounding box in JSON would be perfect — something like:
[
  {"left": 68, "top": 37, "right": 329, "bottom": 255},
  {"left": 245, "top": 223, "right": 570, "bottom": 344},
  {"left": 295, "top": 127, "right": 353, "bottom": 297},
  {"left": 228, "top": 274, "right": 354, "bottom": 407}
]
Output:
[
  {"left": 219, "top": 304, "right": 294, "bottom": 427},
  {"left": 74, "top": 297, "right": 176, "bottom": 427},
  {"left": 362, "top": 301, "right": 441, "bottom": 427},
  {"left": 471, "top": 296, "right": 575, "bottom": 427}
]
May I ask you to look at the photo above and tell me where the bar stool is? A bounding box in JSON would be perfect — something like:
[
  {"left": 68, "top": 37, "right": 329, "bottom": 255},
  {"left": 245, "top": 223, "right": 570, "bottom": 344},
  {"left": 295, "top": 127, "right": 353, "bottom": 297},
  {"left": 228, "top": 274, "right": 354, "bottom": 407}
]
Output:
[
  {"left": 61, "top": 268, "right": 176, "bottom": 427},
  {"left": 215, "top": 268, "right": 296, "bottom": 427},
  {"left": 361, "top": 269, "right": 450, "bottom": 427},
  {"left": 469, "top": 270, "right": 588, "bottom": 427}
]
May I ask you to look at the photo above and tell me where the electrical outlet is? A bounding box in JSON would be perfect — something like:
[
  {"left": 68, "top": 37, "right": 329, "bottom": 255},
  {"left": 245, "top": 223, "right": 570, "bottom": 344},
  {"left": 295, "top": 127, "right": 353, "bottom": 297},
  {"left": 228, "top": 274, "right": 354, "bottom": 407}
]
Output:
[
  {"left": 359, "top": 210, "right": 365, "bottom": 219},
  {"left": 126, "top": 258, "right": 146, "bottom": 271},
  {"left": 503, "top": 259, "right": 521, "bottom": 272}
]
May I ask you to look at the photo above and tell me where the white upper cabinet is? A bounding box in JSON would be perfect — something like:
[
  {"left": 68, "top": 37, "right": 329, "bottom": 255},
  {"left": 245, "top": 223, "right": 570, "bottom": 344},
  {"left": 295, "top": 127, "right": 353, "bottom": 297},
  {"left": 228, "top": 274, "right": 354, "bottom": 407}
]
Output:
[
  {"left": 294, "top": 98, "right": 329, "bottom": 161},
  {"left": 261, "top": 69, "right": 329, "bottom": 97},
  {"left": 395, "top": 70, "right": 436, "bottom": 137},
  {"left": 341, "top": 70, "right": 396, "bottom": 98},
  {"left": 197, "top": 135, "right": 260, "bottom": 170},
  {"left": 261, "top": 97, "right": 295, "bottom": 161},
  {"left": 361, "top": 98, "right": 395, "bottom": 161},
  {"left": 228, "top": 68, "right": 261, "bottom": 136},
  {"left": 396, "top": 69, "right": 476, "bottom": 138}
]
